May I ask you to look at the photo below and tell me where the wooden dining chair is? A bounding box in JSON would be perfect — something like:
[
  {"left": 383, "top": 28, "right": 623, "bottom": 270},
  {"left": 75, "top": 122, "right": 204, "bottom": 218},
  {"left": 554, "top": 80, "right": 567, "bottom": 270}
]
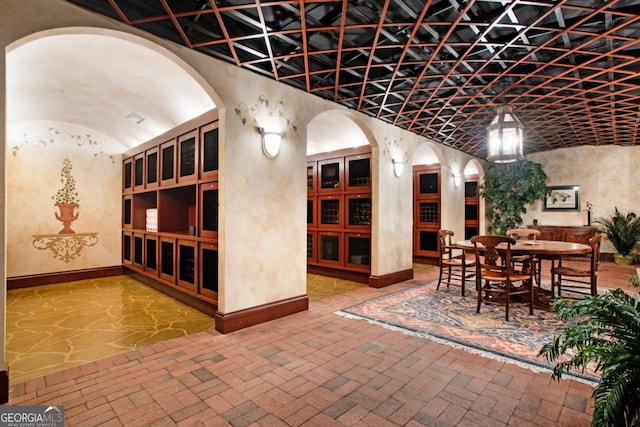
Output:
[
  {"left": 506, "top": 228, "right": 540, "bottom": 282},
  {"left": 437, "top": 230, "right": 476, "bottom": 296},
  {"left": 551, "top": 235, "right": 602, "bottom": 298},
  {"left": 471, "top": 235, "right": 535, "bottom": 321}
]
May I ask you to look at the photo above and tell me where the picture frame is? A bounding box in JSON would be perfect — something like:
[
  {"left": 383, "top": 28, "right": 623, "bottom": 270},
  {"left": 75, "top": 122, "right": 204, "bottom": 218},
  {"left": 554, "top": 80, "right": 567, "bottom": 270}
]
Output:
[{"left": 543, "top": 185, "right": 580, "bottom": 211}]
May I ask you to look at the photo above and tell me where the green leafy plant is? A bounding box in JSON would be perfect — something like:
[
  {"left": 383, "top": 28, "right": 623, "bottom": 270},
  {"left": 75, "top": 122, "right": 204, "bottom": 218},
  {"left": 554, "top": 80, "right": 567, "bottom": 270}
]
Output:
[
  {"left": 594, "top": 207, "right": 640, "bottom": 257},
  {"left": 479, "top": 159, "right": 548, "bottom": 235},
  {"left": 53, "top": 158, "right": 79, "bottom": 205},
  {"left": 539, "top": 277, "right": 640, "bottom": 427}
]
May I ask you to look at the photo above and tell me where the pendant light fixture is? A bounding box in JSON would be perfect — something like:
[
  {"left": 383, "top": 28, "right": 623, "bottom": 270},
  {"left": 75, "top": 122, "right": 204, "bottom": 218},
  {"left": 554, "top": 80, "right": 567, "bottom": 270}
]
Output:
[{"left": 486, "top": 105, "right": 524, "bottom": 163}]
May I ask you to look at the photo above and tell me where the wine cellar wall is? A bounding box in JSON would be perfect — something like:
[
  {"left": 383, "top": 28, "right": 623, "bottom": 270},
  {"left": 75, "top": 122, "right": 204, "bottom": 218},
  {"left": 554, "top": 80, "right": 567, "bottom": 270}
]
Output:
[
  {"left": 307, "top": 147, "right": 372, "bottom": 279},
  {"left": 122, "top": 110, "right": 219, "bottom": 313},
  {"left": 464, "top": 175, "right": 480, "bottom": 239},
  {"left": 413, "top": 165, "right": 441, "bottom": 260}
]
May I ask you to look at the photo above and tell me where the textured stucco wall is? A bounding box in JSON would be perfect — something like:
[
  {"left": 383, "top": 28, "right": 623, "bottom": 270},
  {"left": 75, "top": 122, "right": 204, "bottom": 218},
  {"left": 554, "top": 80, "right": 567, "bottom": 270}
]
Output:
[
  {"left": 524, "top": 146, "right": 640, "bottom": 253},
  {"left": 6, "top": 122, "right": 121, "bottom": 276}
]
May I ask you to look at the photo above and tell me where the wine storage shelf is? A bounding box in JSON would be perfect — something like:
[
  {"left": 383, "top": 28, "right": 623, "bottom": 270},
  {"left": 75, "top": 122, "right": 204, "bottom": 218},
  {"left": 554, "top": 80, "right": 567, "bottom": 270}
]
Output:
[
  {"left": 307, "top": 148, "right": 372, "bottom": 273},
  {"left": 122, "top": 110, "right": 219, "bottom": 311}
]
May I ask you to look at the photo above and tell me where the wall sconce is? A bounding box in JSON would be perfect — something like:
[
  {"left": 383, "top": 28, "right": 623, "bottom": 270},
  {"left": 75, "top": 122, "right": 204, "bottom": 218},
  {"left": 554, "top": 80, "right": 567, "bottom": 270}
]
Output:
[
  {"left": 258, "top": 127, "right": 283, "bottom": 158},
  {"left": 392, "top": 158, "right": 405, "bottom": 177},
  {"left": 453, "top": 173, "right": 461, "bottom": 188},
  {"left": 486, "top": 104, "right": 524, "bottom": 163}
]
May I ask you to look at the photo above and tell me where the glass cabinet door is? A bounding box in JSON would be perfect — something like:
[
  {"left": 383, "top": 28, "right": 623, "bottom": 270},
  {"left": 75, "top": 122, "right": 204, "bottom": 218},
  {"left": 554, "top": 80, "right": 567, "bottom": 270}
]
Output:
[
  {"left": 177, "top": 239, "right": 197, "bottom": 292},
  {"left": 199, "top": 183, "right": 218, "bottom": 239},
  {"left": 178, "top": 130, "right": 197, "bottom": 183},
  {"left": 160, "top": 140, "right": 176, "bottom": 185},
  {"left": 200, "top": 124, "right": 219, "bottom": 181}
]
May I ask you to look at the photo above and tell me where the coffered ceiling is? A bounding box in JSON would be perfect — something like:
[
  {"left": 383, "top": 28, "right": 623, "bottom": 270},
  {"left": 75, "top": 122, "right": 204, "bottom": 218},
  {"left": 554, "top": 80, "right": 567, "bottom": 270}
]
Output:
[{"left": 66, "top": 0, "right": 640, "bottom": 160}]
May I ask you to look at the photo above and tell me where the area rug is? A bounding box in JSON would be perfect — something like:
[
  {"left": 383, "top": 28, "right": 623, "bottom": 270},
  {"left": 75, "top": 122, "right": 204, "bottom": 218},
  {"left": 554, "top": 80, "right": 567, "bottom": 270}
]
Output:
[{"left": 338, "top": 280, "right": 599, "bottom": 383}]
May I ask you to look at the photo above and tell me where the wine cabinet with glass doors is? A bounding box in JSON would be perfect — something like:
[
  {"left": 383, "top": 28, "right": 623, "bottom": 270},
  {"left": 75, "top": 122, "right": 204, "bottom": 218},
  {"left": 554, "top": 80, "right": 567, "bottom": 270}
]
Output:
[
  {"left": 122, "top": 109, "right": 219, "bottom": 314},
  {"left": 307, "top": 147, "right": 372, "bottom": 280}
]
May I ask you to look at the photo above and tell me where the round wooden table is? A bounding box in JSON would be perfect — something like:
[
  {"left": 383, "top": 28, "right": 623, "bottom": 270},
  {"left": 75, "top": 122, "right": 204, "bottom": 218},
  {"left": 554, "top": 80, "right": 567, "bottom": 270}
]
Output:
[
  {"left": 455, "top": 239, "right": 591, "bottom": 256},
  {"left": 455, "top": 239, "right": 592, "bottom": 310}
]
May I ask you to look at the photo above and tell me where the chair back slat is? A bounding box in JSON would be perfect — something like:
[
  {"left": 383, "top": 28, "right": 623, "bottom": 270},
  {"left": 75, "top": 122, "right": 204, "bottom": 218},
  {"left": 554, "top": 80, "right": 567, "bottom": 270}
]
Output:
[{"left": 470, "top": 235, "right": 517, "bottom": 279}]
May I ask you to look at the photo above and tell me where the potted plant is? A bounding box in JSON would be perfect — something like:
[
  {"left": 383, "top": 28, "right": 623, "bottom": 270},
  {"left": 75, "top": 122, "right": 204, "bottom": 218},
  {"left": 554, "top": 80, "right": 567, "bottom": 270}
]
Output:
[
  {"left": 539, "top": 275, "right": 640, "bottom": 426},
  {"left": 593, "top": 207, "right": 640, "bottom": 265},
  {"left": 479, "top": 159, "right": 549, "bottom": 235}
]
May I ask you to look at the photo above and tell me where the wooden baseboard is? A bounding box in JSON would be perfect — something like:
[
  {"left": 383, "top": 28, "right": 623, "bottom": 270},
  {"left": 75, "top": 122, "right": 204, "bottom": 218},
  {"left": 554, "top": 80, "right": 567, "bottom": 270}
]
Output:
[
  {"left": 413, "top": 256, "right": 438, "bottom": 266},
  {"left": 126, "top": 270, "right": 217, "bottom": 317},
  {"left": 7, "top": 266, "right": 125, "bottom": 290},
  {"left": 0, "top": 367, "right": 8, "bottom": 404},
  {"left": 307, "top": 265, "right": 370, "bottom": 284},
  {"left": 215, "top": 295, "right": 309, "bottom": 334},
  {"left": 369, "top": 268, "right": 414, "bottom": 288}
]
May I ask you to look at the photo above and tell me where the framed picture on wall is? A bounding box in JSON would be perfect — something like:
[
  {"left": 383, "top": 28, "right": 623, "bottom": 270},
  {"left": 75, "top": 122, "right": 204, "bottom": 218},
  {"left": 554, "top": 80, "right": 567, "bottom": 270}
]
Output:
[{"left": 543, "top": 185, "right": 580, "bottom": 211}]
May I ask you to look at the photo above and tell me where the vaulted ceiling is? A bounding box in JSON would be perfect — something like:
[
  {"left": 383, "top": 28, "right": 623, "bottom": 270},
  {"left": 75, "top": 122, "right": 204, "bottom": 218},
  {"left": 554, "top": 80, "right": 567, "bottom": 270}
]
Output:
[{"left": 66, "top": 0, "right": 640, "bottom": 160}]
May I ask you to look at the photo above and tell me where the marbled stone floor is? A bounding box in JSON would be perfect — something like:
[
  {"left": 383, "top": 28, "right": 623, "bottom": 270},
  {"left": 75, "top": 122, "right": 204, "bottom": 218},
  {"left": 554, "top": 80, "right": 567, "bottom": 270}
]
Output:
[{"left": 6, "top": 276, "right": 216, "bottom": 385}]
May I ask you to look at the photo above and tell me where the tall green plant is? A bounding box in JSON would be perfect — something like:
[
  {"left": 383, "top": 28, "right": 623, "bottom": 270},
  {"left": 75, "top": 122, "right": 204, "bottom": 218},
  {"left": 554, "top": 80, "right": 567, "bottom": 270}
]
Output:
[
  {"left": 479, "top": 159, "right": 548, "bottom": 235},
  {"left": 539, "top": 281, "right": 640, "bottom": 427},
  {"left": 594, "top": 208, "right": 640, "bottom": 256}
]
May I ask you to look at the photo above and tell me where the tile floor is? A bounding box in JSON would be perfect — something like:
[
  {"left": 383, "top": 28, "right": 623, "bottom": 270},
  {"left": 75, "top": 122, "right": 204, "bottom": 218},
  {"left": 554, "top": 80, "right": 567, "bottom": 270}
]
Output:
[
  {"left": 6, "top": 277, "right": 216, "bottom": 385},
  {"left": 5, "top": 261, "right": 638, "bottom": 426}
]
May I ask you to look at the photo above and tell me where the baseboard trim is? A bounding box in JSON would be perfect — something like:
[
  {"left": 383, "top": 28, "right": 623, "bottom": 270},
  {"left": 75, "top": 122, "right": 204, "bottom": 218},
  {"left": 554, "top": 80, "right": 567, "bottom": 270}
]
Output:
[
  {"left": 413, "top": 256, "right": 438, "bottom": 266},
  {"left": 307, "top": 265, "right": 370, "bottom": 284},
  {"left": 0, "top": 368, "right": 8, "bottom": 404},
  {"left": 215, "top": 295, "right": 309, "bottom": 334},
  {"left": 369, "top": 268, "right": 414, "bottom": 288},
  {"left": 126, "top": 270, "right": 217, "bottom": 317},
  {"left": 7, "top": 266, "right": 125, "bottom": 290}
]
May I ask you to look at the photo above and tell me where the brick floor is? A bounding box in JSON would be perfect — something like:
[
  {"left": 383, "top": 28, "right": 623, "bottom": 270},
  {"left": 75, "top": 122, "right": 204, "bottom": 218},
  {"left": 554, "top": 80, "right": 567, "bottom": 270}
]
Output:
[{"left": 7, "top": 262, "right": 631, "bottom": 426}]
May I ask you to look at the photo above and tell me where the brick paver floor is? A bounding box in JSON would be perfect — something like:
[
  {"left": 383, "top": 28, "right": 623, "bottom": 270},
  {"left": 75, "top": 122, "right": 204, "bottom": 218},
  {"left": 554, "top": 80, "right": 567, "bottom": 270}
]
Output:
[{"left": 5, "top": 263, "right": 613, "bottom": 426}]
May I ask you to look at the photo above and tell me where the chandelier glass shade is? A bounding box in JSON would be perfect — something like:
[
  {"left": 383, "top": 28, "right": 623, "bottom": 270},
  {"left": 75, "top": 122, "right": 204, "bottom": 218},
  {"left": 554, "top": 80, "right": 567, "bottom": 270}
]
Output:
[{"left": 486, "top": 105, "right": 524, "bottom": 163}]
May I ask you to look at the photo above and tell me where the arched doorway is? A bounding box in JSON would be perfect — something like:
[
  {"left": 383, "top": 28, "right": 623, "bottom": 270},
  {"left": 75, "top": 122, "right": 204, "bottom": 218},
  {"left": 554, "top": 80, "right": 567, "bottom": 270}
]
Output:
[
  {"left": 306, "top": 110, "right": 378, "bottom": 283},
  {"left": 463, "top": 159, "right": 485, "bottom": 238},
  {"left": 4, "top": 27, "right": 220, "bottom": 386},
  {"left": 411, "top": 143, "right": 444, "bottom": 263}
]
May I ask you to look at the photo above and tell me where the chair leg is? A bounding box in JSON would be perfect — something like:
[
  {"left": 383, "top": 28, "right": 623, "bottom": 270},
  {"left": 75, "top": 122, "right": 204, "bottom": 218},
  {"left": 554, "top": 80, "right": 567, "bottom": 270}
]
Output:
[
  {"left": 461, "top": 264, "right": 466, "bottom": 297},
  {"left": 476, "top": 281, "right": 483, "bottom": 314},
  {"left": 446, "top": 264, "right": 452, "bottom": 287},
  {"left": 505, "top": 282, "right": 510, "bottom": 321},
  {"left": 437, "top": 262, "right": 444, "bottom": 290},
  {"left": 557, "top": 274, "right": 562, "bottom": 297},
  {"left": 529, "top": 278, "right": 534, "bottom": 315}
]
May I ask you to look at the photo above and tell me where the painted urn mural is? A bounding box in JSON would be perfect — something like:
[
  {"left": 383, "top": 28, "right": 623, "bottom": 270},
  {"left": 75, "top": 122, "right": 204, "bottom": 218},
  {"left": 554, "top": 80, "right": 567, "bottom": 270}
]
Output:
[
  {"left": 53, "top": 158, "right": 79, "bottom": 234},
  {"left": 31, "top": 157, "right": 98, "bottom": 263}
]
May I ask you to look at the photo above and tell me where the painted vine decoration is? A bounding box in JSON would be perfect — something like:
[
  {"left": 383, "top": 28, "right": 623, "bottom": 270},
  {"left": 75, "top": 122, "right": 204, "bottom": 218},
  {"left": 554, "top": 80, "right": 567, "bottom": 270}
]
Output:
[
  {"left": 235, "top": 95, "right": 298, "bottom": 134},
  {"left": 13, "top": 127, "right": 117, "bottom": 163}
]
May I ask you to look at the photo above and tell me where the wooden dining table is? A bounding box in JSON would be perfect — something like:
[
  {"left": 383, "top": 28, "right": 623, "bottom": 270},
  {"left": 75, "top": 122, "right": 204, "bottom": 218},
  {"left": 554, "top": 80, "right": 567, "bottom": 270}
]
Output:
[
  {"left": 455, "top": 239, "right": 592, "bottom": 310},
  {"left": 455, "top": 239, "right": 591, "bottom": 257}
]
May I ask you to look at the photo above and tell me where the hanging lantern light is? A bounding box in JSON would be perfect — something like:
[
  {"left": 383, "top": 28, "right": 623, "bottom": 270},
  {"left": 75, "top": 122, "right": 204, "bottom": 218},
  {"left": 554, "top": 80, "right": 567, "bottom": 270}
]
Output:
[{"left": 486, "top": 105, "right": 524, "bottom": 163}]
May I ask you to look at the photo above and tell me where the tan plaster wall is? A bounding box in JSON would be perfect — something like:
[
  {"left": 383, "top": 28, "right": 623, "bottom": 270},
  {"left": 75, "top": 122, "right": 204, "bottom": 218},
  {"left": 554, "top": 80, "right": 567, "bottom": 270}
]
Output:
[
  {"left": 6, "top": 122, "right": 121, "bottom": 276},
  {"left": 524, "top": 146, "right": 640, "bottom": 253}
]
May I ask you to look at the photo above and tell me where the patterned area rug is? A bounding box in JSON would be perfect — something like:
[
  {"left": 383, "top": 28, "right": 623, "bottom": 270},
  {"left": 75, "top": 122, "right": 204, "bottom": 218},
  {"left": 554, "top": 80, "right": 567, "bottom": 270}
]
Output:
[{"left": 339, "top": 280, "right": 598, "bottom": 383}]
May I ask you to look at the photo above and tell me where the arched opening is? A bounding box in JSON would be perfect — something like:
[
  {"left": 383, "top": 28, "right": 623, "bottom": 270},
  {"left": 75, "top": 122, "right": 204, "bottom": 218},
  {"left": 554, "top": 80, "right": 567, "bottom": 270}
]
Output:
[
  {"left": 411, "top": 143, "right": 444, "bottom": 263},
  {"left": 306, "top": 110, "right": 377, "bottom": 287},
  {"left": 4, "top": 27, "right": 220, "bottom": 384},
  {"left": 463, "top": 159, "right": 486, "bottom": 238}
]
